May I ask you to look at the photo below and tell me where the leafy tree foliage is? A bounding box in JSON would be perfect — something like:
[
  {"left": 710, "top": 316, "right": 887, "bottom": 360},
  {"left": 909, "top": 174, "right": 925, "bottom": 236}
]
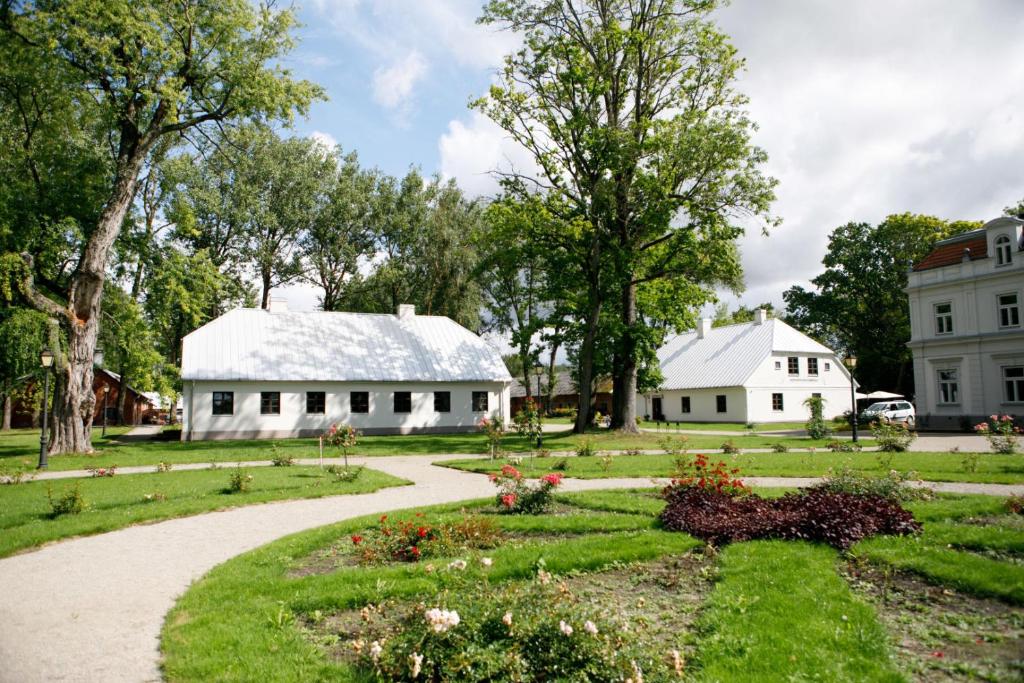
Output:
[
  {"left": 477, "top": 0, "right": 776, "bottom": 432},
  {"left": 0, "top": 0, "right": 321, "bottom": 453},
  {"left": 713, "top": 302, "right": 775, "bottom": 327},
  {"left": 783, "top": 213, "right": 980, "bottom": 396},
  {"left": 0, "top": 306, "right": 49, "bottom": 429}
]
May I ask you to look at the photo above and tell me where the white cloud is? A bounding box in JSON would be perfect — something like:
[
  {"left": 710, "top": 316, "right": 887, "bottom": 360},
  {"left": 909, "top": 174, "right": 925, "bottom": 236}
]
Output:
[
  {"left": 372, "top": 51, "right": 428, "bottom": 114},
  {"left": 438, "top": 111, "right": 542, "bottom": 198},
  {"left": 308, "top": 130, "right": 338, "bottom": 150}
]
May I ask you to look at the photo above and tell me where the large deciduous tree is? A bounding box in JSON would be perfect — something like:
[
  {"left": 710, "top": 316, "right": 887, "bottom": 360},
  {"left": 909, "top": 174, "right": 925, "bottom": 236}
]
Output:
[
  {"left": 783, "top": 213, "right": 980, "bottom": 396},
  {"left": 0, "top": 0, "right": 321, "bottom": 453},
  {"left": 477, "top": 0, "right": 776, "bottom": 433},
  {"left": 0, "top": 307, "right": 49, "bottom": 429}
]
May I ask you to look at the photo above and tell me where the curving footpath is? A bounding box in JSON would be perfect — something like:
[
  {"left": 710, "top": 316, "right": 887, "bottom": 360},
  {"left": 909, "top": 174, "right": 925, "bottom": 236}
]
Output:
[{"left": 1, "top": 456, "right": 1021, "bottom": 683}]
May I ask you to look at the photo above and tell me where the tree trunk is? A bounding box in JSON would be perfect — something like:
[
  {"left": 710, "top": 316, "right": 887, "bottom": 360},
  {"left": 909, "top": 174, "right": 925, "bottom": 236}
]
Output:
[
  {"left": 1, "top": 394, "right": 10, "bottom": 431},
  {"left": 117, "top": 363, "right": 129, "bottom": 425},
  {"left": 616, "top": 280, "right": 640, "bottom": 433},
  {"left": 261, "top": 271, "right": 272, "bottom": 309},
  {"left": 545, "top": 337, "right": 560, "bottom": 417},
  {"left": 48, "top": 145, "right": 147, "bottom": 454}
]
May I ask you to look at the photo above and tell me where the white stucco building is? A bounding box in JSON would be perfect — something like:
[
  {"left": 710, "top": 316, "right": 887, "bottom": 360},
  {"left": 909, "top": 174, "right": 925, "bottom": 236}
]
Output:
[
  {"left": 180, "top": 304, "right": 512, "bottom": 440},
  {"left": 637, "top": 310, "right": 854, "bottom": 423},
  {"left": 906, "top": 216, "right": 1024, "bottom": 430}
]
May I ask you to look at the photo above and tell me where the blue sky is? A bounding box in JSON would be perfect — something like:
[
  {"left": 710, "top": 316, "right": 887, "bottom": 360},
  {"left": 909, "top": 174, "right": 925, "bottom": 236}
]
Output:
[{"left": 276, "top": 0, "right": 1024, "bottom": 316}]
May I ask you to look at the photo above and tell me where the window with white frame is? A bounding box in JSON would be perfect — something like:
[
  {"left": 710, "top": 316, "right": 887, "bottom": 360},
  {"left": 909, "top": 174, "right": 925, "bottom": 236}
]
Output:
[
  {"left": 788, "top": 357, "right": 799, "bottom": 375},
  {"left": 995, "top": 234, "right": 1013, "bottom": 266},
  {"left": 774, "top": 360, "right": 782, "bottom": 370},
  {"left": 1004, "top": 366, "right": 1024, "bottom": 403},
  {"left": 824, "top": 361, "right": 831, "bottom": 372},
  {"left": 771, "top": 393, "right": 784, "bottom": 411},
  {"left": 998, "top": 293, "right": 1020, "bottom": 328},
  {"left": 807, "top": 358, "right": 819, "bottom": 376},
  {"left": 937, "top": 368, "right": 959, "bottom": 404},
  {"left": 934, "top": 302, "right": 953, "bottom": 335}
]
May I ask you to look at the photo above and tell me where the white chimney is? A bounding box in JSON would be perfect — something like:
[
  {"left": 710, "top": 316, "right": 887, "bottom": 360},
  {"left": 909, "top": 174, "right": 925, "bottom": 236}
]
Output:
[
  {"left": 397, "top": 304, "right": 415, "bottom": 320},
  {"left": 754, "top": 308, "right": 769, "bottom": 325},
  {"left": 268, "top": 297, "right": 288, "bottom": 312},
  {"left": 697, "top": 318, "right": 712, "bottom": 339}
]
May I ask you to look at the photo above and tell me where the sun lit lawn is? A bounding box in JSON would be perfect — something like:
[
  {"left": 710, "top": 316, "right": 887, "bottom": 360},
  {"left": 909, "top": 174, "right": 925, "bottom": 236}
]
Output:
[
  {"left": 638, "top": 420, "right": 812, "bottom": 432},
  {"left": 160, "top": 490, "right": 1022, "bottom": 682},
  {"left": 0, "top": 465, "right": 408, "bottom": 558},
  {"left": 1, "top": 427, "right": 872, "bottom": 472},
  {"left": 442, "top": 449, "right": 1024, "bottom": 484}
]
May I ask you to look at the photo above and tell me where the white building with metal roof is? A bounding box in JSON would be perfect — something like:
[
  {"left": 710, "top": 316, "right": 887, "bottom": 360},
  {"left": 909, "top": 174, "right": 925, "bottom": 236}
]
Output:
[
  {"left": 638, "top": 309, "right": 854, "bottom": 423},
  {"left": 180, "top": 304, "right": 512, "bottom": 440}
]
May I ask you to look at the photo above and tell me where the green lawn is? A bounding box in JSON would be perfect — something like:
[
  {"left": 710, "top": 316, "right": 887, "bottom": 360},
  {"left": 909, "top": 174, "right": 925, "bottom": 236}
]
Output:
[
  {"left": 1, "top": 427, "right": 874, "bottom": 472},
  {"left": 160, "top": 490, "right": 1023, "bottom": 682},
  {"left": 443, "top": 450, "right": 1024, "bottom": 484},
  {"left": 639, "top": 420, "right": 813, "bottom": 432},
  {"left": 0, "top": 465, "right": 408, "bottom": 557}
]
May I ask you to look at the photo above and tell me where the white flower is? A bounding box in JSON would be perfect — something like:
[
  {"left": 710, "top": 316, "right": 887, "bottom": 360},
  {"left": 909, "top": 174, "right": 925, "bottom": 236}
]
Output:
[
  {"left": 670, "top": 649, "right": 685, "bottom": 675},
  {"left": 424, "top": 607, "right": 461, "bottom": 633},
  {"left": 502, "top": 611, "right": 513, "bottom": 627},
  {"left": 583, "top": 620, "right": 598, "bottom": 635},
  {"left": 559, "top": 620, "right": 573, "bottom": 636},
  {"left": 537, "top": 569, "right": 552, "bottom": 585},
  {"left": 370, "top": 640, "right": 383, "bottom": 662},
  {"left": 447, "top": 559, "right": 467, "bottom": 571},
  {"left": 481, "top": 557, "right": 493, "bottom": 567},
  {"left": 410, "top": 652, "right": 423, "bottom": 678}
]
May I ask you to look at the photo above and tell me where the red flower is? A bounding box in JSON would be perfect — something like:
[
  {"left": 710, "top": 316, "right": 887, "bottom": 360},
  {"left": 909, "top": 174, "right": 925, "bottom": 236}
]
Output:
[
  {"left": 417, "top": 526, "right": 429, "bottom": 538},
  {"left": 500, "top": 464, "right": 522, "bottom": 479},
  {"left": 351, "top": 535, "right": 363, "bottom": 545},
  {"left": 931, "top": 651, "right": 944, "bottom": 658},
  {"left": 501, "top": 493, "right": 517, "bottom": 508},
  {"left": 410, "top": 546, "right": 421, "bottom": 557},
  {"left": 380, "top": 514, "right": 388, "bottom": 523},
  {"left": 541, "top": 473, "right": 563, "bottom": 486}
]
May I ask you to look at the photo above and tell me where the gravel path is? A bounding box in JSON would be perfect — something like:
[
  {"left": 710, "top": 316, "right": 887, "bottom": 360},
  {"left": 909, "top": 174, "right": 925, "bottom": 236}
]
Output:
[{"left": 1, "top": 455, "right": 1020, "bottom": 683}]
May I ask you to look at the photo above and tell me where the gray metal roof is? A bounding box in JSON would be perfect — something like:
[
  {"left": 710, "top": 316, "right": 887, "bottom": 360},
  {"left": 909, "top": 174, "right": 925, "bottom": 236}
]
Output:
[
  {"left": 510, "top": 371, "right": 577, "bottom": 398},
  {"left": 181, "top": 309, "right": 512, "bottom": 383},
  {"left": 656, "top": 318, "right": 836, "bottom": 390}
]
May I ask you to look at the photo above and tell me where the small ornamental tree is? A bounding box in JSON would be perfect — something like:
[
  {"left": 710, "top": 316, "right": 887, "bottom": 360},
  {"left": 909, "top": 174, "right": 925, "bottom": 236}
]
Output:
[
  {"left": 478, "top": 413, "right": 505, "bottom": 459},
  {"left": 512, "top": 398, "right": 542, "bottom": 449},
  {"left": 974, "top": 414, "right": 1021, "bottom": 454},
  {"left": 324, "top": 423, "right": 359, "bottom": 469},
  {"left": 803, "top": 395, "right": 831, "bottom": 440}
]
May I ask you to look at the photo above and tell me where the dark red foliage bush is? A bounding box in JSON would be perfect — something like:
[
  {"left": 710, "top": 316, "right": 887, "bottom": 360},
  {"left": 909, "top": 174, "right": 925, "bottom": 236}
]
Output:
[{"left": 660, "top": 485, "right": 921, "bottom": 550}]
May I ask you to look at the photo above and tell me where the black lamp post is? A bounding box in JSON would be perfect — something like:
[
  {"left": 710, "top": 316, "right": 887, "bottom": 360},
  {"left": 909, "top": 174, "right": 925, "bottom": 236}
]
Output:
[
  {"left": 102, "top": 385, "right": 111, "bottom": 438},
  {"left": 844, "top": 356, "right": 858, "bottom": 443},
  {"left": 38, "top": 348, "right": 53, "bottom": 469},
  {"left": 533, "top": 365, "right": 544, "bottom": 449}
]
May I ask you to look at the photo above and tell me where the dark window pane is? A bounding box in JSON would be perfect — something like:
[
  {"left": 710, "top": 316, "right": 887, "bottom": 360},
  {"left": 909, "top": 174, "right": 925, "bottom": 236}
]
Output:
[
  {"left": 212, "top": 391, "right": 233, "bottom": 416},
  {"left": 472, "top": 391, "right": 489, "bottom": 412},
  {"left": 772, "top": 393, "right": 783, "bottom": 411},
  {"left": 681, "top": 396, "right": 691, "bottom": 414},
  {"left": 260, "top": 391, "right": 280, "bottom": 415},
  {"left": 434, "top": 391, "right": 451, "bottom": 412},
  {"left": 716, "top": 395, "right": 727, "bottom": 413},
  {"left": 807, "top": 358, "right": 818, "bottom": 375},
  {"left": 788, "top": 357, "right": 799, "bottom": 375},
  {"left": 306, "top": 392, "right": 325, "bottom": 414},
  {"left": 351, "top": 391, "right": 369, "bottom": 414},
  {"left": 394, "top": 391, "right": 412, "bottom": 413}
]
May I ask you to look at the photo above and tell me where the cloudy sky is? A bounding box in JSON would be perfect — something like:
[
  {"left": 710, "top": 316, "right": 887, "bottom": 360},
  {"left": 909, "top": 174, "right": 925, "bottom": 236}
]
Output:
[{"left": 278, "top": 0, "right": 1024, "bottom": 312}]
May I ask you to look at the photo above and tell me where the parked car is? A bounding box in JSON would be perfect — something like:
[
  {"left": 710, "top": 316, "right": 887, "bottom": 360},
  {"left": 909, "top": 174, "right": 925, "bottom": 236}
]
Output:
[{"left": 860, "top": 400, "right": 915, "bottom": 426}]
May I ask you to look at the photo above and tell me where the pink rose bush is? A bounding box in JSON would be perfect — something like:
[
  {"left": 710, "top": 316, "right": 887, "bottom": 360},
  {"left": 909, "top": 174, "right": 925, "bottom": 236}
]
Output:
[
  {"left": 974, "top": 414, "right": 1020, "bottom": 454},
  {"left": 490, "top": 464, "right": 563, "bottom": 514}
]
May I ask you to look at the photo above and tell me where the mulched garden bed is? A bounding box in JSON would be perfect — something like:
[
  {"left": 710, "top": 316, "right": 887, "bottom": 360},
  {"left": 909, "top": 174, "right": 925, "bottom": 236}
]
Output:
[{"left": 844, "top": 562, "right": 1024, "bottom": 681}]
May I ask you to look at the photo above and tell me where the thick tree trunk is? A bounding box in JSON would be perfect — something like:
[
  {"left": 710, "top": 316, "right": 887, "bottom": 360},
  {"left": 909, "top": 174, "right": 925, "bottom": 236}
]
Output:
[
  {"left": 117, "top": 364, "right": 129, "bottom": 425},
  {"left": 1, "top": 394, "right": 10, "bottom": 431},
  {"left": 545, "top": 338, "right": 560, "bottom": 416},
  {"left": 48, "top": 146, "right": 147, "bottom": 454},
  {"left": 616, "top": 280, "right": 640, "bottom": 433},
  {"left": 261, "top": 271, "right": 272, "bottom": 309}
]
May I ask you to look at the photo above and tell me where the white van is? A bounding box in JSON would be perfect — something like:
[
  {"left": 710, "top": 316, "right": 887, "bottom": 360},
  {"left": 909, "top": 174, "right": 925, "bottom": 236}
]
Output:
[{"left": 860, "top": 401, "right": 915, "bottom": 426}]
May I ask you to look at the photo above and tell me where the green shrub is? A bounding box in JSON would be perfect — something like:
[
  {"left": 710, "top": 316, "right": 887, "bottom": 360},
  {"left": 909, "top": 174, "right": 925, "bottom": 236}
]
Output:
[
  {"left": 770, "top": 442, "right": 788, "bottom": 453},
  {"left": 658, "top": 435, "right": 689, "bottom": 457},
  {"left": 154, "top": 461, "right": 173, "bottom": 473},
  {"left": 803, "top": 395, "right": 832, "bottom": 440},
  {"left": 492, "top": 465, "right": 563, "bottom": 514},
  {"left": 575, "top": 439, "right": 597, "bottom": 458},
  {"left": 960, "top": 451, "right": 980, "bottom": 473},
  {"left": 325, "top": 464, "right": 362, "bottom": 482},
  {"left": 871, "top": 420, "right": 916, "bottom": 452},
  {"left": 350, "top": 512, "right": 503, "bottom": 564},
  {"left": 816, "top": 467, "right": 931, "bottom": 502},
  {"left": 270, "top": 444, "right": 295, "bottom": 467},
  {"left": 47, "top": 483, "right": 86, "bottom": 517},
  {"left": 226, "top": 467, "right": 253, "bottom": 494},
  {"left": 720, "top": 440, "right": 740, "bottom": 454},
  {"left": 551, "top": 458, "right": 569, "bottom": 471},
  {"left": 826, "top": 439, "right": 861, "bottom": 452}
]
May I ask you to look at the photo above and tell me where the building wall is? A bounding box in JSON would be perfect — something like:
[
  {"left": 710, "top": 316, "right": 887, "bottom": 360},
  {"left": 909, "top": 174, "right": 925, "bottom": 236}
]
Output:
[
  {"left": 906, "top": 220, "right": 1024, "bottom": 429},
  {"left": 637, "top": 351, "right": 853, "bottom": 423},
  {"left": 182, "top": 380, "right": 511, "bottom": 440}
]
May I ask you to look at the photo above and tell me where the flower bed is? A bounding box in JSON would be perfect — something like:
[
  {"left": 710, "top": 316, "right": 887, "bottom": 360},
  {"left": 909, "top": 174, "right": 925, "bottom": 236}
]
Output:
[
  {"left": 349, "top": 513, "right": 503, "bottom": 564},
  {"left": 660, "top": 457, "right": 921, "bottom": 549},
  {"left": 490, "top": 464, "right": 563, "bottom": 514}
]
